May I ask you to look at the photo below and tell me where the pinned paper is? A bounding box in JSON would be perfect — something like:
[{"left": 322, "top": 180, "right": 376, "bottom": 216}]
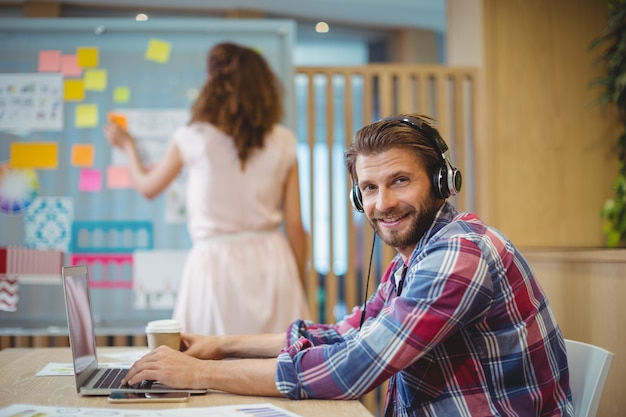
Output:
[
  {"left": 78, "top": 168, "right": 102, "bottom": 192},
  {"left": 84, "top": 68, "right": 107, "bottom": 91},
  {"left": 113, "top": 86, "right": 130, "bottom": 103},
  {"left": 108, "top": 112, "right": 127, "bottom": 129},
  {"left": 75, "top": 104, "right": 98, "bottom": 128},
  {"left": 61, "top": 54, "right": 82, "bottom": 77},
  {"left": 145, "top": 38, "right": 171, "bottom": 63},
  {"left": 24, "top": 196, "right": 73, "bottom": 251},
  {"left": 64, "top": 79, "right": 84, "bottom": 101},
  {"left": 77, "top": 46, "right": 99, "bottom": 67},
  {"left": 10, "top": 142, "right": 58, "bottom": 169},
  {"left": 38, "top": 50, "right": 61, "bottom": 72},
  {"left": 71, "top": 144, "right": 95, "bottom": 167},
  {"left": 107, "top": 165, "right": 133, "bottom": 189}
]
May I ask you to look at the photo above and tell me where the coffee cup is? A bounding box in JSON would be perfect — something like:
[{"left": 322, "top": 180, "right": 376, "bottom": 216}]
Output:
[{"left": 145, "top": 319, "right": 182, "bottom": 350}]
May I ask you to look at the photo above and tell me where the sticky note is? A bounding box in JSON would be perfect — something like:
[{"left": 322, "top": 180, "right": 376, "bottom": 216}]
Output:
[
  {"left": 75, "top": 104, "right": 98, "bottom": 128},
  {"left": 145, "top": 39, "right": 171, "bottom": 63},
  {"left": 108, "top": 112, "right": 127, "bottom": 130},
  {"left": 107, "top": 166, "right": 133, "bottom": 189},
  {"left": 10, "top": 142, "right": 58, "bottom": 169},
  {"left": 61, "top": 54, "right": 82, "bottom": 77},
  {"left": 78, "top": 168, "right": 102, "bottom": 192},
  {"left": 64, "top": 79, "right": 85, "bottom": 101},
  {"left": 39, "top": 50, "right": 61, "bottom": 72},
  {"left": 84, "top": 68, "right": 107, "bottom": 91},
  {"left": 71, "top": 144, "right": 95, "bottom": 167},
  {"left": 113, "top": 86, "right": 130, "bottom": 103},
  {"left": 77, "top": 46, "right": 99, "bottom": 68}
]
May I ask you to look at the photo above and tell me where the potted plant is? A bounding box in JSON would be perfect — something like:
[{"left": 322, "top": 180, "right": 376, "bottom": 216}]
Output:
[{"left": 591, "top": 0, "right": 626, "bottom": 247}]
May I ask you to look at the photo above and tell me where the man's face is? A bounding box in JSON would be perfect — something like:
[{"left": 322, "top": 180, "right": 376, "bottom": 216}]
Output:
[{"left": 355, "top": 147, "right": 441, "bottom": 260}]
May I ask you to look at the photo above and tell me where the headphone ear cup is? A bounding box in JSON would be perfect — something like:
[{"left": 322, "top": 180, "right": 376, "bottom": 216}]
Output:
[
  {"left": 433, "top": 165, "right": 449, "bottom": 199},
  {"left": 350, "top": 183, "right": 364, "bottom": 212}
]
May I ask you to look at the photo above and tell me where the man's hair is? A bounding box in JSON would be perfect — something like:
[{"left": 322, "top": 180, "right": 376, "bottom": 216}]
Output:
[
  {"left": 190, "top": 42, "right": 284, "bottom": 169},
  {"left": 344, "top": 114, "right": 443, "bottom": 183}
]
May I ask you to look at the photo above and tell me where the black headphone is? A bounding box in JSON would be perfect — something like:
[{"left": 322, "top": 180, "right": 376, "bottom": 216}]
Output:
[{"left": 350, "top": 115, "right": 462, "bottom": 212}]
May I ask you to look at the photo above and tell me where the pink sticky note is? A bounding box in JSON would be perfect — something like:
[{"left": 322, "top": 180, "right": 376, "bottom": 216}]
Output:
[
  {"left": 39, "top": 50, "right": 61, "bottom": 72},
  {"left": 78, "top": 168, "right": 102, "bottom": 192},
  {"left": 61, "top": 54, "right": 83, "bottom": 77},
  {"left": 107, "top": 166, "right": 133, "bottom": 189}
]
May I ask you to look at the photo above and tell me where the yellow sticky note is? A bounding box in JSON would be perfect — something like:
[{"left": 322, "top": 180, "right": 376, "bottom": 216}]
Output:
[
  {"left": 10, "top": 142, "right": 58, "bottom": 169},
  {"left": 64, "top": 79, "right": 85, "bottom": 101},
  {"left": 113, "top": 86, "right": 130, "bottom": 103},
  {"left": 145, "top": 39, "right": 171, "bottom": 63},
  {"left": 84, "top": 68, "right": 107, "bottom": 91},
  {"left": 77, "top": 46, "right": 99, "bottom": 68},
  {"left": 75, "top": 104, "right": 99, "bottom": 128},
  {"left": 71, "top": 144, "right": 95, "bottom": 167}
]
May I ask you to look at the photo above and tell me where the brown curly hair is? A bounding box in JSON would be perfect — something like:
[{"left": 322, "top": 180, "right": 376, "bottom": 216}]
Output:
[{"left": 190, "top": 42, "right": 284, "bottom": 169}]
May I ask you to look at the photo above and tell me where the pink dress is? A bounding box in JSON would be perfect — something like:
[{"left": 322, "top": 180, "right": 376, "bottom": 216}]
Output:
[{"left": 171, "top": 122, "right": 310, "bottom": 335}]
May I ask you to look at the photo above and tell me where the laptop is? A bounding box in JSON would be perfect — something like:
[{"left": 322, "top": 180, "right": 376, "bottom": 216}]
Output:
[{"left": 61, "top": 264, "right": 207, "bottom": 396}]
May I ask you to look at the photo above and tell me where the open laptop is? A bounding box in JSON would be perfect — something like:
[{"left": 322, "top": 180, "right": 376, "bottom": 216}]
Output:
[{"left": 61, "top": 264, "right": 207, "bottom": 396}]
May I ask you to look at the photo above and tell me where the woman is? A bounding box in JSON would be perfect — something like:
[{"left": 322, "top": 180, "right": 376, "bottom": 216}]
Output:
[{"left": 104, "top": 42, "right": 310, "bottom": 335}]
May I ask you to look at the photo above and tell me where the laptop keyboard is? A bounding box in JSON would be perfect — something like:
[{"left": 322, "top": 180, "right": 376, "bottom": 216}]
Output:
[{"left": 93, "top": 368, "right": 129, "bottom": 389}]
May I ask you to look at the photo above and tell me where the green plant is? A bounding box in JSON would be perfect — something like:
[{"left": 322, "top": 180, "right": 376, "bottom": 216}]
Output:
[{"left": 591, "top": 0, "right": 626, "bottom": 247}]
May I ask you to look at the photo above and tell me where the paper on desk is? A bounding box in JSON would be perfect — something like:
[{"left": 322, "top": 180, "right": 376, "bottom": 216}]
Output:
[
  {"left": 36, "top": 359, "right": 135, "bottom": 377},
  {"left": 35, "top": 362, "right": 74, "bottom": 376},
  {"left": 0, "top": 403, "right": 304, "bottom": 417}
]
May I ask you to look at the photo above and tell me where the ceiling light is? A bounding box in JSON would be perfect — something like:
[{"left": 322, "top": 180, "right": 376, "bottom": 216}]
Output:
[
  {"left": 315, "top": 22, "right": 329, "bottom": 33},
  {"left": 135, "top": 13, "right": 148, "bottom": 21}
]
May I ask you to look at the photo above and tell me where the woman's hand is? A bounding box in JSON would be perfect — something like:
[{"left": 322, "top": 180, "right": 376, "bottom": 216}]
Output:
[{"left": 103, "top": 121, "right": 134, "bottom": 151}]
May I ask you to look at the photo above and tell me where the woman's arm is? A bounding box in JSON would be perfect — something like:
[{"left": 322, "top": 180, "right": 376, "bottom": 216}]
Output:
[
  {"left": 282, "top": 162, "right": 307, "bottom": 287},
  {"left": 104, "top": 121, "right": 183, "bottom": 199}
]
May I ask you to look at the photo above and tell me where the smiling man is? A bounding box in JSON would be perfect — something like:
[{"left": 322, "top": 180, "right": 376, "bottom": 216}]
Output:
[{"left": 122, "top": 114, "right": 573, "bottom": 417}]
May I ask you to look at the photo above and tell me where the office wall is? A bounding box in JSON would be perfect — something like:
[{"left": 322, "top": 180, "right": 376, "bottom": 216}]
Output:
[{"left": 482, "top": 0, "right": 619, "bottom": 247}]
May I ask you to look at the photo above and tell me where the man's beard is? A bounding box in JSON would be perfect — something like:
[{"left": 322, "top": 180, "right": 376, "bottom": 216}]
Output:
[{"left": 369, "top": 196, "right": 442, "bottom": 253}]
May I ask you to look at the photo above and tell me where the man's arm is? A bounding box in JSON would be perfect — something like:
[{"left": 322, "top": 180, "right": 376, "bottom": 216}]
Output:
[
  {"left": 182, "top": 332, "right": 286, "bottom": 359},
  {"left": 122, "top": 345, "right": 281, "bottom": 396}
]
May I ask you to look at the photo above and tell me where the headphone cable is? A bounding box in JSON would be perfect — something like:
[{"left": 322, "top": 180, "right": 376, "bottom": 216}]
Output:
[{"left": 359, "top": 233, "right": 376, "bottom": 329}]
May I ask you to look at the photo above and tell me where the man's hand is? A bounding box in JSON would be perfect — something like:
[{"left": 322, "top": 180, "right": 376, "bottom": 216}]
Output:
[{"left": 122, "top": 345, "right": 207, "bottom": 389}]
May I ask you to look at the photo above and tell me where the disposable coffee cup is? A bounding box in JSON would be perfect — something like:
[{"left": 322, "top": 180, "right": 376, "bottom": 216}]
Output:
[{"left": 145, "top": 319, "right": 182, "bottom": 351}]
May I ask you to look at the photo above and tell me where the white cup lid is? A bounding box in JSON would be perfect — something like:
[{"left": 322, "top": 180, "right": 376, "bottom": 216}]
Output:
[{"left": 146, "top": 319, "right": 182, "bottom": 333}]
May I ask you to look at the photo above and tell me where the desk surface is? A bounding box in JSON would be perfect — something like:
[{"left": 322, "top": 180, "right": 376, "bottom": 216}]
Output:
[{"left": 0, "top": 348, "right": 373, "bottom": 417}]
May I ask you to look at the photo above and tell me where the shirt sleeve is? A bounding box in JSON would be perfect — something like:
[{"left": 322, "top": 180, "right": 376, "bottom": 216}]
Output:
[{"left": 275, "top": 236, "right": 494, "bottom": 400}]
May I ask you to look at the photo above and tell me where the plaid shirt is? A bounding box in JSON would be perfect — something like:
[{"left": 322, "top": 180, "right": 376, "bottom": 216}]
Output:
[{"left": 276, "top": 202, "right": 573, "bottom": 416}]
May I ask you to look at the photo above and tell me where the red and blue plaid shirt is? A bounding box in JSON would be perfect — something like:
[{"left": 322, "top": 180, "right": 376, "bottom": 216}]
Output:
[{"left": 276, "top": 203, "right": 572, "bottom": 416}]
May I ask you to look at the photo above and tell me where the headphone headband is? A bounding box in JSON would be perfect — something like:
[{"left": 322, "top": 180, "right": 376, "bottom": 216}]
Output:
[{"left": 350, "top": 115, "right": 462, "bottom": 212}]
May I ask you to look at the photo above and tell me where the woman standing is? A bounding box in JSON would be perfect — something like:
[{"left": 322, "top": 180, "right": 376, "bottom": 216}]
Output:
[{"left": 104, "top": 42, "right": 310, "bottom": 335}]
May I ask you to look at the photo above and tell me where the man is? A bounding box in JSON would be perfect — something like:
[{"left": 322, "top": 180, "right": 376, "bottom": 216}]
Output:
[{"left": 122, "top": 114, "right": 573, "bottom": 416}]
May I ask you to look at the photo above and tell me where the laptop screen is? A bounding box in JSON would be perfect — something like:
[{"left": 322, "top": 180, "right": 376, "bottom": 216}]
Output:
[{"left": 62, "top": 265, "right": 98, "bottom": 381}]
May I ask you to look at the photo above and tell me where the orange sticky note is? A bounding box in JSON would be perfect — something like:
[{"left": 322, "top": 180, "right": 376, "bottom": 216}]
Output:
[
  {"left": 39, "top": 50, "right": 61, "bottom": 72},
  {"left": 71, "top": 144, "right": 95, "bottom": 167},
  {"left": 107, "top": 165, "right": 133, "bottom": 189},
  {"left": 145, "top": 39, "right": 171, "bottom": 63},
  {"left": 75, "top": 104, "right": 98, "bottom": 128},
  {"left": 64, "top": 79, "right": 85, "bottom": 101},
  {"left": 10, "top": 142, "right": 58, "bottom": 169},
  {"left": 108, "top": 112, "right": 128, "bottom": 129},
  {"left": 77, "top": 46, "right": 99, "bottom": 68}
]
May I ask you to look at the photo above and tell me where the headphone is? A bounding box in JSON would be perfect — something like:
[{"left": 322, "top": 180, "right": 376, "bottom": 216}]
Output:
[{"left": 350, "top": 115, "right": 462, "bottom": 212}]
